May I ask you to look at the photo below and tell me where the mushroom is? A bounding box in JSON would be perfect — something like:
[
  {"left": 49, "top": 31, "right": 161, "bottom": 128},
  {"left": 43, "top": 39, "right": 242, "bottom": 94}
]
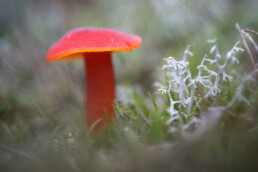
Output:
[{"left": 46, "top": 28, "right": 142, "bottom": 130}]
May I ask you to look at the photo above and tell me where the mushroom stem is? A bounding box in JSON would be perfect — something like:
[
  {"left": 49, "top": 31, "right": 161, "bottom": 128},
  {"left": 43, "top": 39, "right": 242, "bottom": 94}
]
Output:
[{"left": 84, "top": 52, "right": 115, "bottom": 130}]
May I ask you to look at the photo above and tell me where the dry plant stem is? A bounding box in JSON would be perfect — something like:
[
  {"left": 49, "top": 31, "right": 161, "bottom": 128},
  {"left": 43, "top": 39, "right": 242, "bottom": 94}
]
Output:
[
  {"left": 242, "top": 31, "right": 258, "bottom": 55},
  {"left": 0, "top": 143, "right": 33, "bottom": 159},
  {"left": 242, "top": 29, "right": 258, "bottom": 36},
  {"left": 84, "top": 52, "right": 115, "bottom": 130},
  {"left": 236, "top": 23, "right": 256, "bottom": 69}
]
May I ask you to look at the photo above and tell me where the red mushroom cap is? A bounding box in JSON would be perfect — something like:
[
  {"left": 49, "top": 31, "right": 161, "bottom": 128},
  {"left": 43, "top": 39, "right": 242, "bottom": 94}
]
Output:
[{"left": 46, "top": 28, "right": 142, "bottom": 61}]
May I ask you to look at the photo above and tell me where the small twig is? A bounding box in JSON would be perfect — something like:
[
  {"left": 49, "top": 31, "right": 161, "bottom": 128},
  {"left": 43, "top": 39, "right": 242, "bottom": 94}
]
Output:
[
  {"left": 122, "top": 112, "right": 133, "bottom": 123},
  {"left": 242, "top": 29, "right": 258, "bottom": 36},
  {"left": 236, "top": 23, "right": 256, "bottom": 69},
  {"left": 0, "top": 143, "right": 33, "bottom": 159},
  {"left": 137, "top": 110, "right": 150, "bottom": 126},
  {"left": 146, "top": 142, "right": 174, "bottom": 151},
  {"left": 242, "top": 31, "right": 258, "bottom": 55}
]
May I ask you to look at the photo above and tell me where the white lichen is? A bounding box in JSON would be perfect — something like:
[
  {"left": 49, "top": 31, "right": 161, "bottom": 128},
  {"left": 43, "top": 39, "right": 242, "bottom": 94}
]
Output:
[{"left": 156, "top": 39, "right": 257, "bottom": 133}]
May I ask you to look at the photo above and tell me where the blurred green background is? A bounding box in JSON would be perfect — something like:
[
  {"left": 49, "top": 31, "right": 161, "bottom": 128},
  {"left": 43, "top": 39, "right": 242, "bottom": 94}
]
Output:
[{"left": 0, "top": 0, "right": 258, "bottom": 171}]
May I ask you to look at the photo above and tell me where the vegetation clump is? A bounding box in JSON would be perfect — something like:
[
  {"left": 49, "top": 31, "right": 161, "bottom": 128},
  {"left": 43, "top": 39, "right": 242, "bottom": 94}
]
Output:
[{"left": 156, "top": 38, "right": 258, "bottom": 134}]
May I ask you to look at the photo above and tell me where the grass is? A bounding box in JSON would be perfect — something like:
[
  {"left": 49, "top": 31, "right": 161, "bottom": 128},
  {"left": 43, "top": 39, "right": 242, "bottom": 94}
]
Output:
[{"left": 1, "top": 0, "right": 258, "bottom": 171}]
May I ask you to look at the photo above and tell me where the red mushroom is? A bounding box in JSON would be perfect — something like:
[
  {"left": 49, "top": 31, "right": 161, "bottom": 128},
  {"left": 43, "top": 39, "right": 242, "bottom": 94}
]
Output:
[{"left": 46, "top": 28, "right": 142, "bottom": 130}]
